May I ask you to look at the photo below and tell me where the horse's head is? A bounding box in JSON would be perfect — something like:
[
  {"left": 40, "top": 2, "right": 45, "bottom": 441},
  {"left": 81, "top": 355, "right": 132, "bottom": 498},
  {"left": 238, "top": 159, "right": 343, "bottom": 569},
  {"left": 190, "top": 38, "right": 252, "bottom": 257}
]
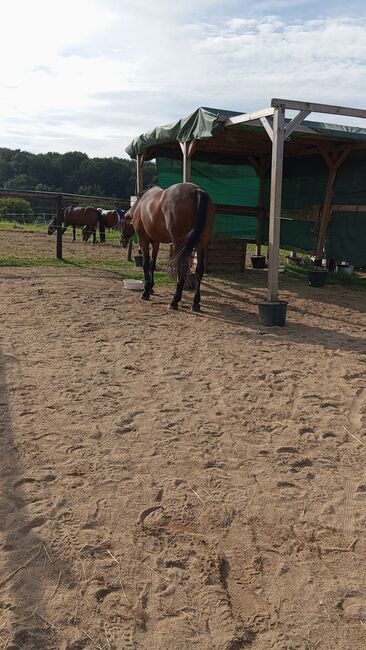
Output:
[
  {"left": 120, "top": 210, "right": 135, "bottom": 247},
  {"left": 47, "top": 218, "right": 57, "bottom": 235},
  {"left": 48, "top": 206, "right": 68, "bottom": 234}
]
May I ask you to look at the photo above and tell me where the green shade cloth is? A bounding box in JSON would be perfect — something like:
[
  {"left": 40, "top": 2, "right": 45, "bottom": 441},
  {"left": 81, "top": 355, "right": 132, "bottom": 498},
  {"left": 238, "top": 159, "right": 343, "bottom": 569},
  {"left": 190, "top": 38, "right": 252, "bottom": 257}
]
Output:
[{"left": 126, "top": 107, "right": 366, "bottom": 159}]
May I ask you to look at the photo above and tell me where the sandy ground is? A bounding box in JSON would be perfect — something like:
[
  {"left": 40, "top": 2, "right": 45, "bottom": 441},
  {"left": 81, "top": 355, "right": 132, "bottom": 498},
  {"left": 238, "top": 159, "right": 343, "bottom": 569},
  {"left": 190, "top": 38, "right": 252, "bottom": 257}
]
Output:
[{"left": 0, "top": 265, "right": 365, "bottom": 650}]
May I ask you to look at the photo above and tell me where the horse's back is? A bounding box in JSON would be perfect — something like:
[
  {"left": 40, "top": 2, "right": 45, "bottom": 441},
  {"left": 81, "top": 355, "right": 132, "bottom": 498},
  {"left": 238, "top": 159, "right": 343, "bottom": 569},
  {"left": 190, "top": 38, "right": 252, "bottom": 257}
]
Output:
[{"left": 64, "top": 206, "right": 99, "bottom": 227}]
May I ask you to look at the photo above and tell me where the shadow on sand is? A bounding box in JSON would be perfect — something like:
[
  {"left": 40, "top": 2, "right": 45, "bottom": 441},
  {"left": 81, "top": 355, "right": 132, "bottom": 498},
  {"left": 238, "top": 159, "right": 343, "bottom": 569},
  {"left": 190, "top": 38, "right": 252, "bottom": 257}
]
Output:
[{"left": 0, "top": 346, "right": 74, "bottom": 649}]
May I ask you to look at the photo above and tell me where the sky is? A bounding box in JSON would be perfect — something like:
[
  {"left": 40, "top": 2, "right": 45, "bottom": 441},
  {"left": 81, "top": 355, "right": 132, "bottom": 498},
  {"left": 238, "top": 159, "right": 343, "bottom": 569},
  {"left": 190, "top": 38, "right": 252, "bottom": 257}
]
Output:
[{"left": 1, "top": 0, "right": 366, "bottom": 158}]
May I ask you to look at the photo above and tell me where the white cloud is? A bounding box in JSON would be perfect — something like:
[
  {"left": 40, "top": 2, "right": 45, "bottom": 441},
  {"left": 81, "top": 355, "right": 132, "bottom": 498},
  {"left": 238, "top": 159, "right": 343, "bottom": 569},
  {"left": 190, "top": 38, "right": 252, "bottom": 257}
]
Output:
[{"left": 1, "top": 1, "right": 366, "bottom": 157}]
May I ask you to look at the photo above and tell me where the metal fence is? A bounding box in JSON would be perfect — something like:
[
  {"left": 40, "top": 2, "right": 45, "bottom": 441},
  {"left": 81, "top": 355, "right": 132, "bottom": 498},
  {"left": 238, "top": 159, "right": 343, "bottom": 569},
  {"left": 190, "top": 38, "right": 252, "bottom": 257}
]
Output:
[{"left": 0, "top": 213, "right": 54, "bottom": 225}]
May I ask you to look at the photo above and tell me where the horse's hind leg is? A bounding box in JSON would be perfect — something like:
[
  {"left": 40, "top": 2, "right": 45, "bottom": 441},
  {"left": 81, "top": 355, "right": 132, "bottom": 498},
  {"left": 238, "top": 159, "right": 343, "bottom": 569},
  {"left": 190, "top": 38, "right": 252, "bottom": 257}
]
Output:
[
  {"left": 149, "top": 242, "right": 159, "bottom": 294},
  {"left": 170, "top": 273, "right": 185, "bottom": 310},
  {"left": 141, "top": 243, "right": 151, "bottom": 300},
  {"left": 192, "top": 248, "right": 205, "bottom": 312},
  {"left": 72, "top": 225, "right": 76, "bottom": 241},
  {"left": 169, "top": 244, "right": 186, "bottom": 310}
]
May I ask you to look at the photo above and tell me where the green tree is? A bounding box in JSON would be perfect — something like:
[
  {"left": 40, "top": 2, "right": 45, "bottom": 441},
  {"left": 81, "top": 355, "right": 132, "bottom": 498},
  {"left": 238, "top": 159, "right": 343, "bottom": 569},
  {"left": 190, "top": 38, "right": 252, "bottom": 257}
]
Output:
[
  {"left": 4, "top": 174, "right": 37, "bottom": 190},
  {"left": 78, "top": 184, "right": 105, "bottom": 196},
  {"left": 0, "top": 147, "right": 158, "bottom": 199},
  {"left": 0, "top": 197, "right": 33, "bottom": 222}
]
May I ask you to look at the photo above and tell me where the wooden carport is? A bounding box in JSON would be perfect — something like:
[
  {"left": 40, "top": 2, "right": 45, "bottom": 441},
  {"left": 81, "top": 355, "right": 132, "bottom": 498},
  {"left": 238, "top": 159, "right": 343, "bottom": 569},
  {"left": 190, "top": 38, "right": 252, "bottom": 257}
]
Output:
[{"left": 132, "top": 98, "right": 366, "bottom": 305}]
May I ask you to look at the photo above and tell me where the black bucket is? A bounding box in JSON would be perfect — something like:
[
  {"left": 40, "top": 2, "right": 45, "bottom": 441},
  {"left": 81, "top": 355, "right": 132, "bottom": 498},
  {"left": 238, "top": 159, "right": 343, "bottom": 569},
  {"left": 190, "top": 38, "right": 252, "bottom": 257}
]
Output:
[
  {"left": 251, "top": 255, "right": 266, "bottom": 269},
  {"left": 133, "top": 255, "right": 143, "bottom": 267},
  {"left": 308, "top": 270, "right": 327, "bottom": 287},
  {"left": 258, "top": 300, "right": 288, "bottom": 327}
]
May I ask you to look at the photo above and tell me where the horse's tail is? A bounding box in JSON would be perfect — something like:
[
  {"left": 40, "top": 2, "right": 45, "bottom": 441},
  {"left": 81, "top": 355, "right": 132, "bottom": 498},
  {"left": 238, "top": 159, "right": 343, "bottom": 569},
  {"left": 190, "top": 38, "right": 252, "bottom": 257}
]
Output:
[{"left": 174, "top": 189, "right": 209, "bottom": 277}]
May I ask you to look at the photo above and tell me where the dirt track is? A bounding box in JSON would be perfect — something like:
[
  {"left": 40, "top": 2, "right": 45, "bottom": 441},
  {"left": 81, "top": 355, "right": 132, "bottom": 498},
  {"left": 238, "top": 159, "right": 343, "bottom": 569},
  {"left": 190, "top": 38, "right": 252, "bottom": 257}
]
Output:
[{"left": 0, "top": 266, "right": 365, "bottom": 649}]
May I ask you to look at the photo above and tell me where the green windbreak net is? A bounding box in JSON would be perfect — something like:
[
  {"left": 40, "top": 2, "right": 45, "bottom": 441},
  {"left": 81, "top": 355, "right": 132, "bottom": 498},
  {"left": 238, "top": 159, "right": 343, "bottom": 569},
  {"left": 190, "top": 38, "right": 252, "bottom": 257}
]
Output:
[
  {"left": 326, "top": 213, "right": 366, "bottom": 265},
  {"left": 157, "top": 157, "right": 259, "bottom": 239},
  {"left": 157, "top": 151, "right": 366, "bottom": 264}
]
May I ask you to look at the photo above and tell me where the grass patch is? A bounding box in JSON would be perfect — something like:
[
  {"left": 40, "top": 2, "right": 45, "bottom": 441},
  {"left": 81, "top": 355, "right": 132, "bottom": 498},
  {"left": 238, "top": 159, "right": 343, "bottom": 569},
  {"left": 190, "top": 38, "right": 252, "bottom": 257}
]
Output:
[
  {"left": 0, "top": 256, "right": 172, "bottom": 283},
  {"left": 0, "top": 220, "right": 123, "bottom": 241},
  {"left": 0, "top": 220, "right": 48, "bottom": 232}
]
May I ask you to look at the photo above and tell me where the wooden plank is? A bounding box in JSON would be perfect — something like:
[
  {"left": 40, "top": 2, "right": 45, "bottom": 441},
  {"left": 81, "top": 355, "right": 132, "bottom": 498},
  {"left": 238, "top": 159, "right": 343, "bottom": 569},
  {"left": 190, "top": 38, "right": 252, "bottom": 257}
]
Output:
[
  {"left": 272, "top": 98, "right": 366, "bottom": 119},
  {"left": 194, "top": 238, "right": 247, "bottom": 273},
  {"left": 267, "top": 106, "right": 285, "bottom": 302},
  {"left": 332, "top": 204, "right": 366, "bottom": 212},
  {"left": 214, "top": 203, "right": 258, "bottom": 216},
  {"left": 285, "top": 110, "right": 311, "bottom": 137},
  {"left": 224, "top": 107, "right": 275, "bottom": 127},
  {"left": 260, "top": 117, "right": 273, "bottom": 142}
]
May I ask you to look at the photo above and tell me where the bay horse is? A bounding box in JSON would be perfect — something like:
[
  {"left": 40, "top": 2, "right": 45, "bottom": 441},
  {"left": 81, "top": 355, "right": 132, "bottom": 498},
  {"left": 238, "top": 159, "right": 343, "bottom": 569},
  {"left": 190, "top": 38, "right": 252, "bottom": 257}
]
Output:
[
  {"left": 48, "top": 206, "right": 100, "bottom": 244},
  {"left": 97, "top": 208, "right": 125, "bottom": 243},
  {"left": 122, "top": 183, "right": 215, "bottom": 311}
]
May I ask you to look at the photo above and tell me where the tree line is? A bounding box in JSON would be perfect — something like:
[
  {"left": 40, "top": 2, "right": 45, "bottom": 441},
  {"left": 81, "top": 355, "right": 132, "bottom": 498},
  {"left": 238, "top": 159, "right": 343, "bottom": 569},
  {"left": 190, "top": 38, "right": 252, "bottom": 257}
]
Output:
[{"left": 0, "top": 148, "right": 157, "bottom": 199}]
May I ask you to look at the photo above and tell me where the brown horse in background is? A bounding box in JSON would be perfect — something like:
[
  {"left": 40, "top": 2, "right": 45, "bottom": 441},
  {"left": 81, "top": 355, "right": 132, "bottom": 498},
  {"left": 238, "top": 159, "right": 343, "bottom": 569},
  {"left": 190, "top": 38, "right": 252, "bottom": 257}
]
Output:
[
  {"left": 122, "top": 183, "right": 215, "bottom": 311},
  {"left": 97, "top": 208, "right": 125, "bottom": 243},
  {"left": 48, "top": 206, "right": 100, "bottom": 244}
]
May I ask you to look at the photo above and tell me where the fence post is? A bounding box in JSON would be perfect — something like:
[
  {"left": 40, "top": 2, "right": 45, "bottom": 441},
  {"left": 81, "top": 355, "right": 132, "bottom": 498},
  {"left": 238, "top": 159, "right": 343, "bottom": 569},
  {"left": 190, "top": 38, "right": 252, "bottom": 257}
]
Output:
[{"left": 56, "top": 194, "right": 63, "bottom": 260}]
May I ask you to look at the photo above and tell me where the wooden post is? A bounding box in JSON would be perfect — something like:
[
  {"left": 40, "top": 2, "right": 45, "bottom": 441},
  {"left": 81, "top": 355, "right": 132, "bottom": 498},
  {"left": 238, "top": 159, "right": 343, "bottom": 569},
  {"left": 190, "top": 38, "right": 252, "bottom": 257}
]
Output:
[
  {"left": 56, "top": 194, "right": 63, "bottom": 260},
  {"left": 267, "top": 105, "right": 285, "bottom": 302},
  {"left": 136, "top": 154, "right": 144, "bottom": 195},
  {"left": 179, "top": 140, "right": 197, "bottom": 183},
  {"left": 256, "top": 174, "right": 266, "bottom": 256},
  {"left": 314, "top": 147, "right": 351, "bottom": 262},
  {"left": 129, "top": 154, "right": 145, "bottom": 261},
  {"left": 180, "top": 141, "right": 191, "bottom": 182},
  {"left": 127, "top": 238, "right": 133, "bottom": 261},
  {"left": 248, "top": 156, "right": 270, "bottom": 256}
]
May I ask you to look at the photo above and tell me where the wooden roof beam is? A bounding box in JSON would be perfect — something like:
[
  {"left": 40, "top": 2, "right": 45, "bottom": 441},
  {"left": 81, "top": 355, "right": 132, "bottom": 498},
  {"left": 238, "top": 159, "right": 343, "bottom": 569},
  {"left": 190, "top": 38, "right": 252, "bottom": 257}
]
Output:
[
  {"left": 272, "top": 98, "right": 366, "bottom": 119},
  {"left": 224, "top": 107, "right": 275, "bottom": 127}
]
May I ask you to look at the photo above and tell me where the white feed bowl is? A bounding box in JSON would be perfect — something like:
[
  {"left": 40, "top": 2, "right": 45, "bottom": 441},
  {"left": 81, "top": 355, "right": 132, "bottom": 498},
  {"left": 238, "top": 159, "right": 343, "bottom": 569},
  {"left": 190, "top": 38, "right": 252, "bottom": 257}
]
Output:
[{"left": 124, "top": 279, "right": 143, "bottom": 291}]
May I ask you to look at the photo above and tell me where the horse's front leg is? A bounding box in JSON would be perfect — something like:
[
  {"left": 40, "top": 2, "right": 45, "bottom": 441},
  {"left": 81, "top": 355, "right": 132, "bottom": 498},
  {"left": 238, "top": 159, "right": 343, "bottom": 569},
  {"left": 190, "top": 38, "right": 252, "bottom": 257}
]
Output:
[
  {"left": 141, "top": 243, "right": 151, "bottom": 300},
  {"left": 92, "top": 228, "right": 96, "bottom": 244},
  {"left": 72, "top": 225, "right": 76, "bottom": 241},
  {"left": 192, "top": 248, "right": 206, "bottom": 312},
  {"left": 149, "top": 242, "right": 160, "bottom": 295}
]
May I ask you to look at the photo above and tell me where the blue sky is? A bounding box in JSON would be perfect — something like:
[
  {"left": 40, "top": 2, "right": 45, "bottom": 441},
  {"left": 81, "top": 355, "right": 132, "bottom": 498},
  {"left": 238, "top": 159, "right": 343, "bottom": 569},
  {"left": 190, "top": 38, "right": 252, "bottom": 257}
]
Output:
[{"left": 1, "top": 0, "right": 366, "bottom": 157}]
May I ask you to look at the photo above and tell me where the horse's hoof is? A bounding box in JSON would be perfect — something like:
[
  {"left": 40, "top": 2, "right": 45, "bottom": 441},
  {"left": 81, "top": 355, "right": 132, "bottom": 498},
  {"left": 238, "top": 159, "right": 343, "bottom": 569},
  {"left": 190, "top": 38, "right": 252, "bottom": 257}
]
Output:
[
  {"left": 150, "top": 288, "right": 154, "bottom": 295},
  {"left": 140, "top": 293, "right": 150, "bottom": 301},
  {"left": 192, "top": 303, "right": 201, "bottom": 312},
  {"left": 169, "top": 302, "right": 178, "bottom": 310}
]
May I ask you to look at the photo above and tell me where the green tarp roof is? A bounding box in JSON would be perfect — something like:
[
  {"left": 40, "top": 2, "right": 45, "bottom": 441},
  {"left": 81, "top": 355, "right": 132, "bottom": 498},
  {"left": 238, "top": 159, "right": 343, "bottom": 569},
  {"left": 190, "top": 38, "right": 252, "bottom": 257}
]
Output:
[{"left": 125, "top": 106, "right": 366, "bottom": 159}]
